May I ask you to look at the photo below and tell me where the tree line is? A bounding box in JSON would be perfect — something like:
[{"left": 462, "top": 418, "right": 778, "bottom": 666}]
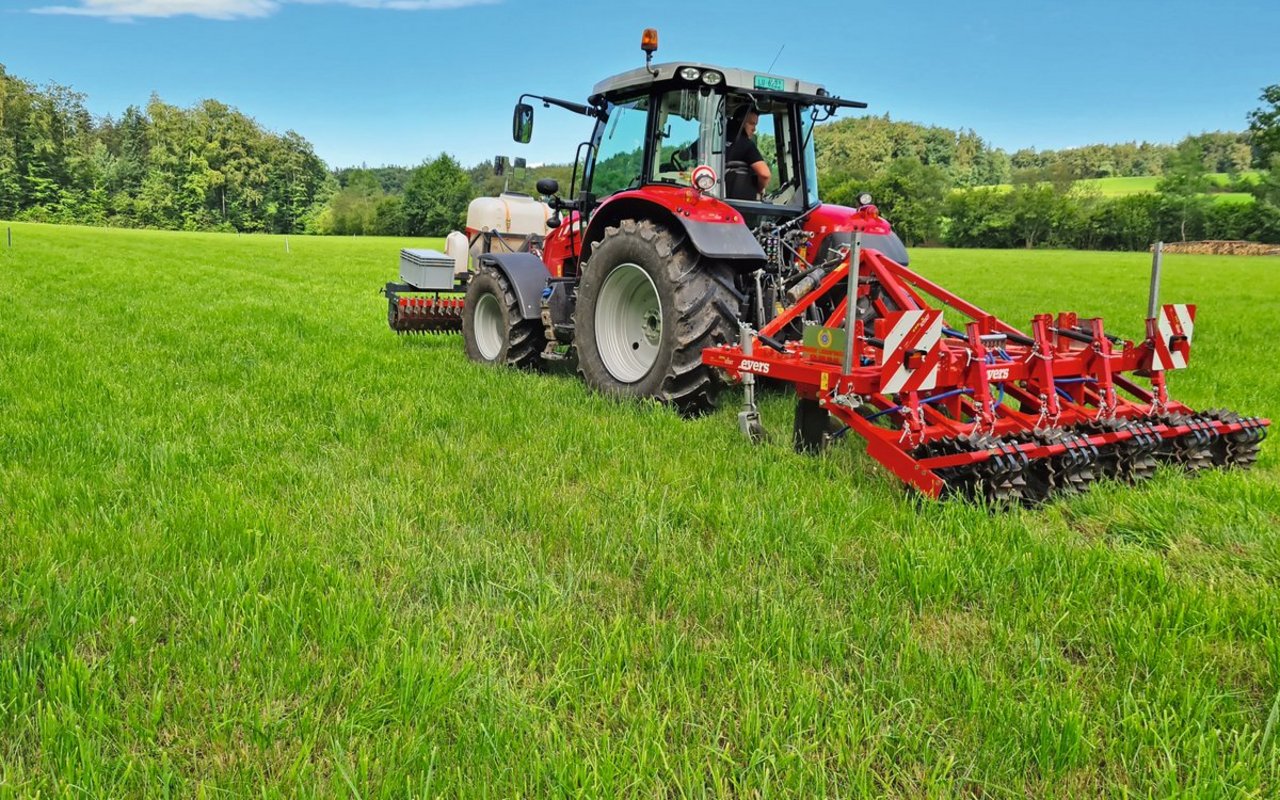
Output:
[
  {"left": 2, "top": 61, "right": 1278, "bottom": 248},
  {"left": 816, "top": 95, "right": 1280, "bottom": 249},
  {"left": 0, "top": 65, "right": 330, "bottom": 233}
]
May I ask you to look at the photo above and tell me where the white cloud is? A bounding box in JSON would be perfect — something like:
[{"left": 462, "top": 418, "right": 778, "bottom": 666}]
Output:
[{"left": 32, "top": 0, "right": 497, "bottom": 20}]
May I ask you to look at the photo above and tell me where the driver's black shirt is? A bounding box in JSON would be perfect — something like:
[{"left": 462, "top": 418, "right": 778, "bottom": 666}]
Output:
[{"left": 726, "top": 135, "right": 764, "bottom": 166}]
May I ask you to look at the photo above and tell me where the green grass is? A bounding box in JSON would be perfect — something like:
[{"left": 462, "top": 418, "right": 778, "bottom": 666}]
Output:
[
  {"left": 1075, "top": 176, "right": 1255, "bottom": 204},
  {"left": 977, "top": 174, "right": 1257, "bottom": 204},
  {"left": 1, "top": 222, "right": 1278, "bottom": 797}
]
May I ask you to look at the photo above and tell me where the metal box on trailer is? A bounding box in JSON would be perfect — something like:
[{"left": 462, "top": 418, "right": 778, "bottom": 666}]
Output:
[{"left": 399, "top": 249, "right": 455, "bottom": 291}]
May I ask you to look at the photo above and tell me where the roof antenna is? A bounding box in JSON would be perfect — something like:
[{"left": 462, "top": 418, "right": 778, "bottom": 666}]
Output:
[{"left": 766, "top": 44, "right": 785, "bottom": 74}]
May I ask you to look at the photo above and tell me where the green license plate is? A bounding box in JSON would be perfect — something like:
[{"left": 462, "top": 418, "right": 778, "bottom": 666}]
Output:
[{"left": 753, "top": 75, "right": 785, "bottom": 91}]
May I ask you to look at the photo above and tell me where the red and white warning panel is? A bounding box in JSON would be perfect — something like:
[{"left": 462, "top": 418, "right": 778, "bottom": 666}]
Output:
[
  {"left": 878, "top": 309, "right": 944, "bottom": 393},
  {"left": 1150, "top": 303, "right": 1195, "bottom": 371}
]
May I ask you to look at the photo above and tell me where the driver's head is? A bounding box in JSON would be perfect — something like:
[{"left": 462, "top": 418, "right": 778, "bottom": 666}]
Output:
[{"left": 730, "top": 105, "right": 760, "bottom": 139}]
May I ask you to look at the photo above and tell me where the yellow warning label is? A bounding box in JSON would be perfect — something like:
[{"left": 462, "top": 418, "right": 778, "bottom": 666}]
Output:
[{"left": 820, "top": 373, "right": 829, "bottom": 390}]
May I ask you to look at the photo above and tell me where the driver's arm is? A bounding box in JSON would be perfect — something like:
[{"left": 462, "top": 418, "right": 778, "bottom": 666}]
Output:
[{"left": 751, "top": 160, "right": 771, "bottom": 193}]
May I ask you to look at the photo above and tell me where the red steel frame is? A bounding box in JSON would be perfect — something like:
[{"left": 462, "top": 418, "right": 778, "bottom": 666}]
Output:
[{"left": 703, "top": 246, "right": 1270, "bottom": 498}]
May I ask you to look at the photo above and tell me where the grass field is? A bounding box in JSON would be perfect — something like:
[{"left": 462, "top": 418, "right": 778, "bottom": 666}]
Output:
[
  {"left": 1, "top": 222, "right": 1278, "bottom": 797},
  {"left": 1074, "top": 176, "right": 1255, "bottom": 204},
  {"left": 979, "top": 174, "right": 1257, "bottom": 204}
]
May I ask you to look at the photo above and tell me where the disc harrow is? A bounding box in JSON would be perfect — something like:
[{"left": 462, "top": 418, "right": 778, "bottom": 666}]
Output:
[{"left": 703, "top": 238, "right": 1269, "bottom": 506}]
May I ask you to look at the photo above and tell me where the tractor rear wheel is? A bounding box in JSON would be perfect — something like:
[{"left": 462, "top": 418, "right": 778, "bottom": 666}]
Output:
[
  {"left": 462, "top": 266, "right": 543, "bottom": 369},
  {"left": 575, "top": 220, "right": 741, "bottom": 415}
]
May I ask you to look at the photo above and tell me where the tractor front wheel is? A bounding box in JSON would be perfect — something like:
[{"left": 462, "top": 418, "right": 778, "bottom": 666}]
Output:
[
  {"left": 575, "top": 220, "right": 741, "bottom": 415},
  {"left": 462, "top": 266, "right": 543, "bottom": 369}
]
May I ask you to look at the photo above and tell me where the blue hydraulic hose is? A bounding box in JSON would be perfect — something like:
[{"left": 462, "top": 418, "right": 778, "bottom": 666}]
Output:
[{"left": 865, "top": 387, "right": 975, "bottom": 421}]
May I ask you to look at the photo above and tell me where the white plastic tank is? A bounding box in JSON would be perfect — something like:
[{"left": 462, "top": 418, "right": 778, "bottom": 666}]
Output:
[
  {"left": 444, "top": 230, "right": 469, "bottom": 277},
  {"left": 465, "top": 192, "right": 551, "bottom": 258}
]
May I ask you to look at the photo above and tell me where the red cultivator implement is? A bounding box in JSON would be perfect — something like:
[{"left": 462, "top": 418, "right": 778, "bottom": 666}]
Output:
[{"left": 704, "top": 240, "right": 1269, "bottom": 504}]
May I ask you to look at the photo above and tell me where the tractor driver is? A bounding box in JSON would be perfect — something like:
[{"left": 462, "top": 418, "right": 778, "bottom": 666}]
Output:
[{"left": 725, "top": 106, "right": 771, "bottom": 200}]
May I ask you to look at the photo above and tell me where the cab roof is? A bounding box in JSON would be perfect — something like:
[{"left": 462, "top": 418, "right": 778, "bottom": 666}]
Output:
[{"left": 589, "top": 62, "right": 830, "bottom": 104}]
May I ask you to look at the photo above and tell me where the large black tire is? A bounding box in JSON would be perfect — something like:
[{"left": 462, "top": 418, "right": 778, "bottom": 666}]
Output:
[
  {"left": 575, "top": 220, "right": 742, "bottom": 415},
  {"left": 461, "top": 266, "right": 543, "bottom": 369}
]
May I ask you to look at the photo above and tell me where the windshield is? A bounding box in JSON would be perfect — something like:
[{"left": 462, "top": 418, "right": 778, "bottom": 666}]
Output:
[{"left": 585, "top": 89, "right": 820, "bottom": 208}]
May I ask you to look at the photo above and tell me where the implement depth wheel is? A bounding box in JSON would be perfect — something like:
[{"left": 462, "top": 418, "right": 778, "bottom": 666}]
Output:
[
  {"left": 462, "top": 266, "right": 543, "bottom": 369},
  {"left": 575, "top": 220, "right": 741, "bottom": 415}
]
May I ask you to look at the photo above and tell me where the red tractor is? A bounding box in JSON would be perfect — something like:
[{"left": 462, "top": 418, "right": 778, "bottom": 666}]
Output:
[{"left": 386, "top": 30, "right": 1267, "bottom": 504}]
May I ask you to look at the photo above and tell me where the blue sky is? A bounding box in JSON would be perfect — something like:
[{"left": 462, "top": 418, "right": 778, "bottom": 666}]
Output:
[{"left": 4, "top": 0, "right": 1278, "bottom": 170}]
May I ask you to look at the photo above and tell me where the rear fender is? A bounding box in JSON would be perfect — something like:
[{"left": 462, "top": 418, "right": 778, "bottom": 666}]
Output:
[
  {"left": 583, "top": 187, "right": 765, "bottom": 264},
  {"left": 476, "top": 252, "right": 550, "bottom": 321}
]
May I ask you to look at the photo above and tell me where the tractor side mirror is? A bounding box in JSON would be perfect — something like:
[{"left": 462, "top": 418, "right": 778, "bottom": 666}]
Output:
[
  {"left": 536, "top": 178, "right": 559, "bottom": 197},
  {"left": 513, "top": 103, "right": 534, "bottom": 144}
]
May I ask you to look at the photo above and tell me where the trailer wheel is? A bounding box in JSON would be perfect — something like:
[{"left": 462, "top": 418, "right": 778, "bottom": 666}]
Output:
[
  {"left": 462, "top": 266, "right": 543, "bottom": 369},
  {"left": 576, "top": 220, "right": 741, "bottom": 415}
]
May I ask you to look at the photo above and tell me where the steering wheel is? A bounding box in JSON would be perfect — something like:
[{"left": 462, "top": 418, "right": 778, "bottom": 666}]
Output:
[{"left": 763, "top": 179, "right": 795, "bottom": 204}]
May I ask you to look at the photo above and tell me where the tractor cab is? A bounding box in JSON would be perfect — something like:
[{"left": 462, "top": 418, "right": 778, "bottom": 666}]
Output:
[
  {"left": 581, "top": 62, "right": 849, "bottom": 219},
  {"left": 516, "top": 59, "right": 865, "bottom": 226}
]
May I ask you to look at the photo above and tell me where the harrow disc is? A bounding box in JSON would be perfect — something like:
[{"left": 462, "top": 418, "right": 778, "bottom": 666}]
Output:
[
  {"left": 920, "top": 434, "right": 1029, "bottom": 506},
  {"left": 1083, "top": 419, "right": 1160, "bottom": 483},
  {"left": 1203, "top": 409, "right": 1267, "bottom": 470},
  {"left": 1153, "top": 413, "right": 1218, "bottom": 473},
  {"left": 1018, "top": 429, "right": 1099, "bottom": 504}
]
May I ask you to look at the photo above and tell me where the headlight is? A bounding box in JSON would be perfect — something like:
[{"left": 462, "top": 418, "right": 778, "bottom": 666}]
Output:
[
  {"left": 857, "top": 192, "right": 873, "bottom": 207},
  {"left": 701, "top": 71, "right": 723, "bottom": 86},
  {"left": 692, "top": 165, "right": 717, "bottom": 192},
  {"left": 679, "top": 67, "right": 701, "bottom": 81}
]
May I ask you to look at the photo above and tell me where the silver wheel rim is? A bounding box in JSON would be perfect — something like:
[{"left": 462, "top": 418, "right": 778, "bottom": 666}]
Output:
[
  {"left": 474, "top": 292, "right": 504, "bottom": 361},
  {"left": 595, "top": 262, "right": 662, "bottom": 383}
]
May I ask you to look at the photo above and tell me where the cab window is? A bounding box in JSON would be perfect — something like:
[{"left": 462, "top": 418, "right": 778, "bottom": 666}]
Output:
[
  {"left": 650, "top": 88, "right": 716, "bottom": 189},
  {"left": 590, "top": 94, "right": 649, "bottom": 197}
]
